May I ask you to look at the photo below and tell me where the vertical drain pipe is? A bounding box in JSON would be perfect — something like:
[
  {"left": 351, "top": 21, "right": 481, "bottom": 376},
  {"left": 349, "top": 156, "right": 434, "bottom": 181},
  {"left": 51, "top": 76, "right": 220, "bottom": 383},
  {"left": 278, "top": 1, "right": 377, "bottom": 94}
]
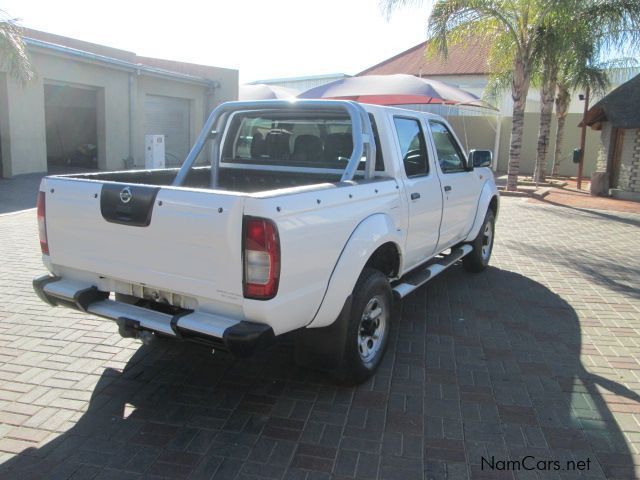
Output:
[{"left": 127, "top": 72, "right": 136, "bottom": 168}]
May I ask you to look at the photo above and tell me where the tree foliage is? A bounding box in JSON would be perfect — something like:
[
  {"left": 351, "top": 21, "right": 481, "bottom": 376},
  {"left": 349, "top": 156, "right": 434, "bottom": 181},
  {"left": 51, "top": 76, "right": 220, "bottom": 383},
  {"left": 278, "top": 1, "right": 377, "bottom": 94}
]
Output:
[
  {"left": 380, "top": 0, "right": 640, "bottom": 187},
  {"left": 0, "top": 10, "right": 35, "bottom": 84}
]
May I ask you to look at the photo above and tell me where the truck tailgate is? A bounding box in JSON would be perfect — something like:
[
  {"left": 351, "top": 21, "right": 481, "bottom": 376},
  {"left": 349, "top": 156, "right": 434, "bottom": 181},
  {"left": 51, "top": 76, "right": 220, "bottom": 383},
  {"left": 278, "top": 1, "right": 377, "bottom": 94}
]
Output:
[{"left": 43, "top": 178, "right": 245, "bottom": 306}]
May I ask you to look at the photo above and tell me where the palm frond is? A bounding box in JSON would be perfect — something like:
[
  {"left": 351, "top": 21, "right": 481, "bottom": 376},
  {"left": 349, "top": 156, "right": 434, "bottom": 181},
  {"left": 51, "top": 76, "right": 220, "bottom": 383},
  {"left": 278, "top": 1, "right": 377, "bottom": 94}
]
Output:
[
  {"left": 0, "top": 10, "right": 35, "bottom": 83},
  {"left": 379, "top": 0, "right": 425, "bottom": 20},
  {"left": 483, "top": 70, "right": 512, "bottom": 105}
]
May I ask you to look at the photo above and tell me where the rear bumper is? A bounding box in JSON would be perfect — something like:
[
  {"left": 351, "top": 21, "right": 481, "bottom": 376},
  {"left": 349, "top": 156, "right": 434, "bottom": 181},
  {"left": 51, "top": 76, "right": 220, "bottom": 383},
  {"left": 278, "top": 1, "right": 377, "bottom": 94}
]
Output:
[{"left": 33, "top": 274, "right": 275, "bottom": 357}]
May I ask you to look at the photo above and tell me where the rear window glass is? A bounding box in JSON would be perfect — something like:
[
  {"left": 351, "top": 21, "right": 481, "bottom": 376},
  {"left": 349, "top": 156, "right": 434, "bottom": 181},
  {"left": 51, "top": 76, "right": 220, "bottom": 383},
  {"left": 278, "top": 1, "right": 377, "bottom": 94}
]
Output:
[{"left": 221, "top": 112, "right": 384, "bottom": 171}]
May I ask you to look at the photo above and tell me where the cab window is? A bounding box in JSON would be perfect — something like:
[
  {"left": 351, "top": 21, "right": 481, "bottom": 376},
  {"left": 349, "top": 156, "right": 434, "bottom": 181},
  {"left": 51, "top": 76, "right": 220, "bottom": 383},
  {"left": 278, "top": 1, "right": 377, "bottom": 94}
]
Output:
[
  {"left": 429, "top": 121, "right": 467, "bottom": 173},
  {"left": 393, "top": 117, "right": 429, "bottom": 177}
]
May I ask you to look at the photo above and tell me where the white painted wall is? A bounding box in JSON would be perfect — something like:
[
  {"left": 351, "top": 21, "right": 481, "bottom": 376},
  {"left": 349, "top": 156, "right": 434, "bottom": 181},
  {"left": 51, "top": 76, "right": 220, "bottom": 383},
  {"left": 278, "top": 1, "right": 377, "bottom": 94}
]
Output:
[{"left": 0, "top": 47, "right": 238, "bottom": 177}]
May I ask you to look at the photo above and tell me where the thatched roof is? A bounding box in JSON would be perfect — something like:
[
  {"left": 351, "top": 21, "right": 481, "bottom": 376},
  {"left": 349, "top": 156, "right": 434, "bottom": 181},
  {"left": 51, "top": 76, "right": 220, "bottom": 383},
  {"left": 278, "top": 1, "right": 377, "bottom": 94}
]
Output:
[{"left": 581, "top": 74, "right": 640, "bottom": 129}]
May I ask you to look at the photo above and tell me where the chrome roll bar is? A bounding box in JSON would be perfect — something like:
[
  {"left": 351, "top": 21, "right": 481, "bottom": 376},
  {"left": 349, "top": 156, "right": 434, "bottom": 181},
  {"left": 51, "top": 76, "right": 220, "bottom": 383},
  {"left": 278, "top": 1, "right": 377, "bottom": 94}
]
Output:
[{"left": 172, "top": 99, "right": 377, "bottom": 187}]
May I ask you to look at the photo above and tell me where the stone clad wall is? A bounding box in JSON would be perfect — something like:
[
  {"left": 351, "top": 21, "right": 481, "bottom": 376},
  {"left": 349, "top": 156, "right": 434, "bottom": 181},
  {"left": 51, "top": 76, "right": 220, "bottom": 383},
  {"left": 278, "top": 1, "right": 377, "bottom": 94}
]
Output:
[
  {"left": 617, "top": 128, "right": 640, "bottom": 192},
  {"left": 596, "top": 123, "right": 612, "bottom": 172},
  {"left": 630, "top": 129, "right": 640, "bottom": 193}
]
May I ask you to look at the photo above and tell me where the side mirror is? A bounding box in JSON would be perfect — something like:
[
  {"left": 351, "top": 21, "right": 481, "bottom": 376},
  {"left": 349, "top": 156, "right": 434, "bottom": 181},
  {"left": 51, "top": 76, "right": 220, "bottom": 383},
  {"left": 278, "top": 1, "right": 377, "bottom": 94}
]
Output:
[{"left": 469, "top": 149, "right": 493, "bottom": 168}]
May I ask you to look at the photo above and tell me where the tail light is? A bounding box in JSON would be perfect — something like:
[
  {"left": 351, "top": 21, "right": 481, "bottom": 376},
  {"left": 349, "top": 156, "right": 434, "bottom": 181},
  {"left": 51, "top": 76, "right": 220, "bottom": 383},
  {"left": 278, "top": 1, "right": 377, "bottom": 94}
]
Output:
[
  {"left": 243, "top": 217, "right": 280, "bottom": 300},
  {"left": 36, "top": 191, "right": 49, "bottom": 255}
]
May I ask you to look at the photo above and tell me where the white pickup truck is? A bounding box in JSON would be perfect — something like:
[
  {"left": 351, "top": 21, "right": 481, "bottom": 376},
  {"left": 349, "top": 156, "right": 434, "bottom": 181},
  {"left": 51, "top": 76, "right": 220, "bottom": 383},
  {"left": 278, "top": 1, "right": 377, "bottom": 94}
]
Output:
[{"left": 33, "top": 100, "right": 498, "bottom": 384}]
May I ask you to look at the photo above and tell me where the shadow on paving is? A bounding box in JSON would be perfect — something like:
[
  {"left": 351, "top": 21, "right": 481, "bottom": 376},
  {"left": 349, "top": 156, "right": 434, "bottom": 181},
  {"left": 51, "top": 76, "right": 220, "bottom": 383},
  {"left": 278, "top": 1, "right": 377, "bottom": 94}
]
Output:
[
  {"left": 424, "top": 268, "right": 639, "bottom": 480},
  {"left": 0, "top": 168, "right": 98, "bottom": 214},
  {"left": 506, "top": 241, "right": 640, "bottom": 301},
  {"left": 0, "top": 268, "right": 637, "bottom": 479},
  {"left": 534, "top": 197, "right": 640, "bottom": 229},
  {"left": 0, "top": 173, "right": 44, "bottom": 214}
]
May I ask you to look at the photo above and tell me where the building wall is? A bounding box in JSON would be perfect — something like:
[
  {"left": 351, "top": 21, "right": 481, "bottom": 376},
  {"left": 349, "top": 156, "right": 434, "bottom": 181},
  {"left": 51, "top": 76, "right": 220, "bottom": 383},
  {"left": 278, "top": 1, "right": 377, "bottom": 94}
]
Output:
[
  {"left": 133, "top": 76, "right": 206, "bottom": 167},
  {"left": 496, "top": 113, "right": 601, "bottom": 177},
  {"left": 1, "top": 71, "right": 48, "bottom": 177},
  {"left": 210, "top": 68, "right": 240, "bottom": 109},
  {"left": 0, "top": 48, "right": 238, "bottom": 177},
  {"left": 413, "top": 107, "right": 601, "bottom": 177},
  {"left": 0, "top": 50, "right": 130, "bottom": 175},
  {"left": 423, "top": 72, "right": 638, "bottom": 178},
  {"left": 0, "top": 73, "right": 9, "bottom": 176}
]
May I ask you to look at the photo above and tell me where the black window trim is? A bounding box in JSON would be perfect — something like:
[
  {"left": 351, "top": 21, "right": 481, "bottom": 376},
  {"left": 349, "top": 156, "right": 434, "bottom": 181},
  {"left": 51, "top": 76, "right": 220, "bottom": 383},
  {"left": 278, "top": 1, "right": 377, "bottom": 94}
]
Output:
[
  {"left": 428, "top": 120, "right": 469, "bottom": 174},
  {"left": 392, "top": 115, "right": 430, "bottom": 179}
]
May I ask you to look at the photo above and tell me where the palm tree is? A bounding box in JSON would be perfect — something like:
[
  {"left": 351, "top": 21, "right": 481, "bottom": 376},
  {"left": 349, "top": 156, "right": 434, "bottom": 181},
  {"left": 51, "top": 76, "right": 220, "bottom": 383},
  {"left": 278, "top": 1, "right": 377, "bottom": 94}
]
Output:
[
  {"left": 534, "top": 2, "right": 640, "bottom": 183},
  {"left": 0, "top": 9, "right": 35, "bottom": 83},
  {"left": 531, "top": 13, "right": 566, "bottom": 184},
  {"left": 382, "top": 0, "right": 560, "bottom": 191},
  {"left": 381, "top": 0, "right": 640, "bottom": 190},
  {"left": 549, "top": 79, "right": 571, "bottom": 178}
]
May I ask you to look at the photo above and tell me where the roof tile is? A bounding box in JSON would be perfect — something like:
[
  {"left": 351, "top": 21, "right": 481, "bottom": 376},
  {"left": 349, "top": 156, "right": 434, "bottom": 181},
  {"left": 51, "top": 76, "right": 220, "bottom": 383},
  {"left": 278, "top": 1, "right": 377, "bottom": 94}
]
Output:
[{"left": 358, "top": 38, "right": 491, "bottom": 77}]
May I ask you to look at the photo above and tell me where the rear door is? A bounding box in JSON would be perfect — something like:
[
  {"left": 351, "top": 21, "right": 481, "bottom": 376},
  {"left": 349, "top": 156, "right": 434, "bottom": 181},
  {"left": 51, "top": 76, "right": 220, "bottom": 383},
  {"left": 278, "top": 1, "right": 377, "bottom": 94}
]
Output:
[
  {"left": 391, "top": 114, "right": 443, "bottom": 270},
  {"left": 44, "top": 177, "right": 246, "bottom": 306},
  {"left": 427, "top": 120, "right": 482, "bottom": 249}
]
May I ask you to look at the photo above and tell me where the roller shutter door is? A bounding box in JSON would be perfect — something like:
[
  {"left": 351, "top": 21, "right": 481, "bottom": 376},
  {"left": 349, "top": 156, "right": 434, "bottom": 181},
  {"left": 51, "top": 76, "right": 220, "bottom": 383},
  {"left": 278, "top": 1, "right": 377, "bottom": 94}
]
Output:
[{"left": 144, "top": 95, "right": 190, "bottom": 166}]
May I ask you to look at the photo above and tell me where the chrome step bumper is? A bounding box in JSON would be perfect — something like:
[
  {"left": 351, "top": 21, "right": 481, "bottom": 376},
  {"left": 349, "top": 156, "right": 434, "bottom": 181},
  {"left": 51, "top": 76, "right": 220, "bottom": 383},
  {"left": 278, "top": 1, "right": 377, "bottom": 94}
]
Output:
[
  {"left": 33, "top": 275, "right": 275, "bottom": 357},
  {"left": 392, "top": 244, "right": 473, "bottom": 298}
]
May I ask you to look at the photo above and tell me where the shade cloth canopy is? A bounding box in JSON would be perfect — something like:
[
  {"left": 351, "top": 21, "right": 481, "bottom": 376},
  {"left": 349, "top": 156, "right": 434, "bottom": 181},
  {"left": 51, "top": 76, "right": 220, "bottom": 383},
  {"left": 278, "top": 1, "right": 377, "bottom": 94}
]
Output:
[
  {"left": 298, "top": 74, "right": 493, "bottom": 109},
  {"left": 239, "top": 84, "right": 298, "bottom": 101}
]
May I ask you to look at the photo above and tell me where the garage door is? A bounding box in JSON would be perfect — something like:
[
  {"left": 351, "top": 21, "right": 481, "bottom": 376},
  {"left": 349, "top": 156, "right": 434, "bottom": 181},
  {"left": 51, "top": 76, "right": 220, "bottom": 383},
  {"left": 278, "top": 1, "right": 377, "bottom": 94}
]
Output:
[{"left": 144, "top": 95, "right": 190, "bottom": 166}]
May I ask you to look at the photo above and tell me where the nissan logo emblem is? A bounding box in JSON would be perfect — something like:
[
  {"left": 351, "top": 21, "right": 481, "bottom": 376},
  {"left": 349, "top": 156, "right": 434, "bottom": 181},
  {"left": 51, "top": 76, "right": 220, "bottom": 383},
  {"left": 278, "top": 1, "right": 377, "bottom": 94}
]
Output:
[{"left": 120, "top": 187, "right": 133, "bottom": 204}]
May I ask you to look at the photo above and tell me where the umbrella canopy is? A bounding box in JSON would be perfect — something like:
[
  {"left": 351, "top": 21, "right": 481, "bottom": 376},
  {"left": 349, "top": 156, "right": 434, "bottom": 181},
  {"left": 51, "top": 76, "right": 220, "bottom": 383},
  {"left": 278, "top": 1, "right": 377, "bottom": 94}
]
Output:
[
  {"left": 298, "top": 73, "right": 491, "bottom": 108},
  {"left": 239, "top": 84, "right": 298, "bottom": 101}
]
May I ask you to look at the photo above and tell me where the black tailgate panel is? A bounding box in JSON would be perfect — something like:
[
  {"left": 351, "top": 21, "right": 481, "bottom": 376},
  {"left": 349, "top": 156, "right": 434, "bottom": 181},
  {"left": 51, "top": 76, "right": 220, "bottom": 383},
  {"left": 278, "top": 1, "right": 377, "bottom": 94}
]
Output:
[{"left": 100, "top": 184, "right": 160, "bottom": 227}]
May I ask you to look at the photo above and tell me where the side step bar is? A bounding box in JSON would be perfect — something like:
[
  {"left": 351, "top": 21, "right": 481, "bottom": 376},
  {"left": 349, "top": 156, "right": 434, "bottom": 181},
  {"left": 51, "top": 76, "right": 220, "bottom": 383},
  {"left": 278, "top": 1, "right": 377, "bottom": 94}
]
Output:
[
  {"left": 32, "top": 275, "right": 275, "bottom": 357},
  {"left": 392, "top": 244, "right": 473, "bottom": 298}
]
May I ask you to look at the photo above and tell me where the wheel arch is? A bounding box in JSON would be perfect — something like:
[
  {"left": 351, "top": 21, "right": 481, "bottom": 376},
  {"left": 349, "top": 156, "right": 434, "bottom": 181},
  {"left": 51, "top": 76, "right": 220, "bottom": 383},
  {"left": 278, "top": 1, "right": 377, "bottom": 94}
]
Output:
[
  {"left": 306, "top": 213, "right": 403, "bottom": 329},
  {"left": 465, "top": 182, "right": 500, "bottom": 242},
  {"left": 364, "top": 241, "right": 401, "bottom": 278}
]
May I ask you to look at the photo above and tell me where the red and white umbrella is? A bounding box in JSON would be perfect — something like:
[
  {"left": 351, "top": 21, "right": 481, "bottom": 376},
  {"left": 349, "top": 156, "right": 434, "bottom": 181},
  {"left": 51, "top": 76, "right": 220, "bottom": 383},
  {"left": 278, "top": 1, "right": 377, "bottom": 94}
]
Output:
[
  {"left": 239, "top": 84, "right": 298, "bottom": 100},
  {"left": 298, "top": 74, "right": 492, "bottom": 108}
]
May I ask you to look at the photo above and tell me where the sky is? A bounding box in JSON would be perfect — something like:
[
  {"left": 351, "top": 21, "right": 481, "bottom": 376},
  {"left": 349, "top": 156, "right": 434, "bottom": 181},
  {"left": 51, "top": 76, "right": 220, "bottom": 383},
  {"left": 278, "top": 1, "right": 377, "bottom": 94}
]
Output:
[{"left": 2, "top": 0, "right": 433, "bottom": 83}]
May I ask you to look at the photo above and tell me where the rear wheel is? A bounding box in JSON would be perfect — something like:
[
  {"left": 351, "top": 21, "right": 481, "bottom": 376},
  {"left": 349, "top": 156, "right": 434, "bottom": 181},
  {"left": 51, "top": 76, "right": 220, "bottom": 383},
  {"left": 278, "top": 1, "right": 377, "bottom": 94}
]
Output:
[
  {"left": 463, "top": 209, "right": 495, "bottom": 272},
  {"left": 337, "top": 268, "right": 392, "bottom": 384},
  {"left": 294, "top": 268, "right": 392, "bottom": 385}
]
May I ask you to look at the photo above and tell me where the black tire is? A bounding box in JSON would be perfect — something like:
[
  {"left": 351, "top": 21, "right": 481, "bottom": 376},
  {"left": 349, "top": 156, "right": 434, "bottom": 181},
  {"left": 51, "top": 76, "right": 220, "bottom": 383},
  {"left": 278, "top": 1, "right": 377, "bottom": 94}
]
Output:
[
  {"left": 293, "top": 268, "right": 393, "bottom": 384},
  {"left": 337, "top": 268, "right": 392, "bottom": 384},
  {"left": 463, "top": 209, "right": 495, "bottom": 273}
]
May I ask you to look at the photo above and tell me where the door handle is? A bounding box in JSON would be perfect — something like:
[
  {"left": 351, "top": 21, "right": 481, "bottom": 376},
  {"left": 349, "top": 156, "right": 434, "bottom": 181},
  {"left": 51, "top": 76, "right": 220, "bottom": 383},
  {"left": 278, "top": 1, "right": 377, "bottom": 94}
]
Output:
[
  {"left": 444, "top": 185, "right": 452, "bottom": 192},
  {"left": 410, "top": 192, "right": 420, "bottom": 200}
]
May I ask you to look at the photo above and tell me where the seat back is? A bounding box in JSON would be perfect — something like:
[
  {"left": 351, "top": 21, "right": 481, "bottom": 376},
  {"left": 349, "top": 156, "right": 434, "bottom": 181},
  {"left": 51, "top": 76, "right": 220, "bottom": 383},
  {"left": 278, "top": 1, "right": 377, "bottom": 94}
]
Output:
[
  {"left": 324, "top": 133, "right": 353, "bottom": 161},
  {"left": 264, "top": 129, "right": 291, "bottom": 160},
  {"left": 292, "top": 134, "right": 323, "bottom": 162}
]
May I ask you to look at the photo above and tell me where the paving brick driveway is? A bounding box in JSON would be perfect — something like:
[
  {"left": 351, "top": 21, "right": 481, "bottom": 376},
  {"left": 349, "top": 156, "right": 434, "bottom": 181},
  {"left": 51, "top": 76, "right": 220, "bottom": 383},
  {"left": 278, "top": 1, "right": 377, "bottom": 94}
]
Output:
[{"left": 0, "top": 198, "right": 638, "bottom": 480}]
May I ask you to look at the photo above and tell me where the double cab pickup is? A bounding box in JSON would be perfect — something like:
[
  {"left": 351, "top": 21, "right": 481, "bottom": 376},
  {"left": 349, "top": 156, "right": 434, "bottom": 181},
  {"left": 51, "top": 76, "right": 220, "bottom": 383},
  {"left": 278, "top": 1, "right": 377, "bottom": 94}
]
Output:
[{"left": 33, "top": 99, "right": 498, "bottom": 384}]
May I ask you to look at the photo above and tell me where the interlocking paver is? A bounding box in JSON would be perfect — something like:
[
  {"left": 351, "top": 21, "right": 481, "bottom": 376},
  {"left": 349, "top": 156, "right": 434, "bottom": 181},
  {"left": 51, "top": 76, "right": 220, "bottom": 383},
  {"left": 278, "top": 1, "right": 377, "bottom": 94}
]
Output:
[{"left": 0, "top": 198, "right": 639, "bottom": 479}]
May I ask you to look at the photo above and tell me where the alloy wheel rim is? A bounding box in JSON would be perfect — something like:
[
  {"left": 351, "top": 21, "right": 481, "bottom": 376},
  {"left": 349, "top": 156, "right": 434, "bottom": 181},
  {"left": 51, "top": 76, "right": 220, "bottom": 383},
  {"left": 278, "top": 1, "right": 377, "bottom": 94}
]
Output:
[
  {"left": 358, "top": 295, "right": 387, "bottom": 363},
  {"left": 481, "top": 221, "right": 493, "bottom": 261}
]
